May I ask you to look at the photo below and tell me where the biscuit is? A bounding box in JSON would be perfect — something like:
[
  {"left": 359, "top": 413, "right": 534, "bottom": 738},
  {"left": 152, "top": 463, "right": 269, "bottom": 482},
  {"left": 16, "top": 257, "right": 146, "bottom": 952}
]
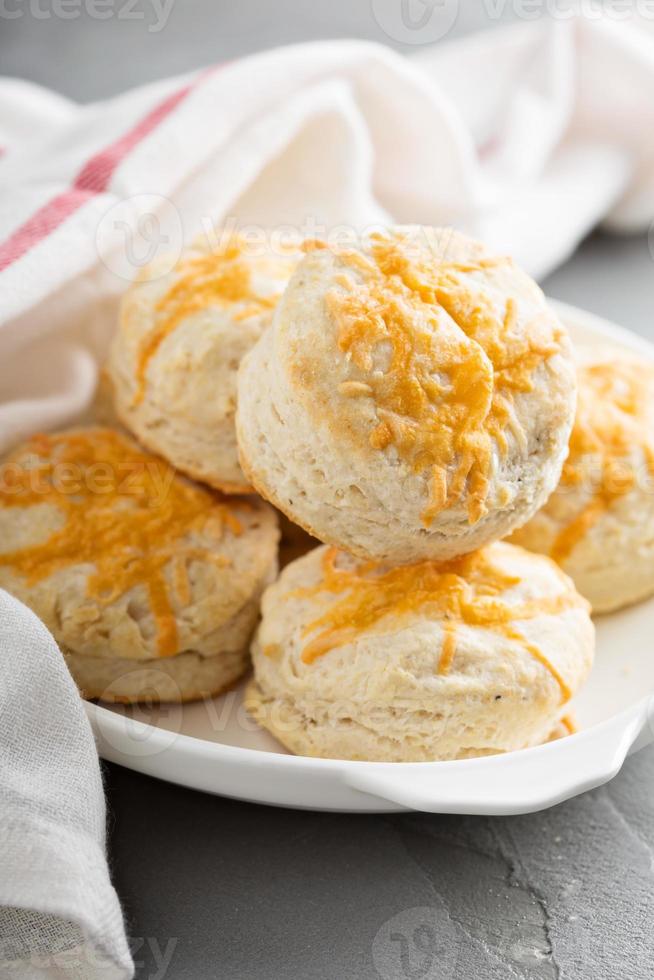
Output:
[
  {"left": 246, "top": 542, "right": 594, "bottom": 761},
  {"left": 237, "top": 227, "right": 576, "bottom": 563},
  {"left": 509, "top": 349, "right": 654, "bottom": 612},
  {"left": 0, "top": 427, "right": 278, "bottom": 702},
  {"left": 108, "top": 234, "right": 300, "bottom": 492}
]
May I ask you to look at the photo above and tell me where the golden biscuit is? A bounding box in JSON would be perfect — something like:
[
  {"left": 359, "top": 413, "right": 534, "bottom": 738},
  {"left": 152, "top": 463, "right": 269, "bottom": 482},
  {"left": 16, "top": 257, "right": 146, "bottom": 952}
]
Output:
[
  {"left": 0, "top": 427, "right": 278, "bottom": 702},
  {"left": 109, "top": 234, "right": 300, "bottom": 492},
  {"left": 510, "top": 349, "right": 654, "bottom": 612},
  {"left": 247, "top": 542, "right": 594, "bottom": 761},
  {"left": 237, "top": 227, "right": 576, "bottom": 562}
]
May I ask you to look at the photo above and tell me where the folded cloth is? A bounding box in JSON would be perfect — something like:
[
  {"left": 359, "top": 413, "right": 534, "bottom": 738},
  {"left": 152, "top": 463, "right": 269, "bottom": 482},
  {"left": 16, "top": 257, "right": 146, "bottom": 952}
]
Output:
[
  {"left": 0, "top": 591, "right": 133, "bottom": 978},
  {"left": 1, "top": 11, "right": 654, "bottom": 978},
  {"left": 1, "top": 13, "right": 654, "bottom": 450}
]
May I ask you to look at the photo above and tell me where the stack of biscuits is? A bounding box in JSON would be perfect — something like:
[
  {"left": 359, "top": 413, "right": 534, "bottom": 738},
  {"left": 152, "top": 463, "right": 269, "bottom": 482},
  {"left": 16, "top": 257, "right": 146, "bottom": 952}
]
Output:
[{"left": 3, "top": 225, "right": 651, "bottom": 761}]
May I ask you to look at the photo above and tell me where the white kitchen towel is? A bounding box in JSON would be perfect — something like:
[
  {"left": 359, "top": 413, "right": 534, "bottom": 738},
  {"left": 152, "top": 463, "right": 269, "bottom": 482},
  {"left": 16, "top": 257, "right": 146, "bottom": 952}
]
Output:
[
  {"left": 0, "top": 590, "right": 133, "bottom": 979},
  {"left": 1, "top": 10, "right": 654, "bottom": 979},
  {"left": 1, "top": 13, "right": 654, "bottom": 451}
]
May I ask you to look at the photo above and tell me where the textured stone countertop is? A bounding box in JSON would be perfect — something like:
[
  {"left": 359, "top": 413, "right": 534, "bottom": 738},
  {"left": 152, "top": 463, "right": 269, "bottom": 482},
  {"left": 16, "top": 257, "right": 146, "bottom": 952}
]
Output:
[{"left": 4, "top": 4, "right": 654, "bottom": 977}]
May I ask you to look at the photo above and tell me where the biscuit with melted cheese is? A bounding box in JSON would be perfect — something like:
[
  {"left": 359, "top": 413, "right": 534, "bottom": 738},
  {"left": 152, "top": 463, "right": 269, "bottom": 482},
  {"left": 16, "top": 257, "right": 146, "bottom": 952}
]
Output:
[
  {"left": 509, "top": 349, "right": 654, "bottom": 612},
  {"left": 109, "top": 234, "right": 301, "bottom": 492},
  {"left": 246, "top": 542, "right": 594, "bottom": 761},
  {"left": 237, "top": 227, "right": 576, "bottom": 562},
  {"left": 0, "top": 427, "right": 278, "bottom": 702}
]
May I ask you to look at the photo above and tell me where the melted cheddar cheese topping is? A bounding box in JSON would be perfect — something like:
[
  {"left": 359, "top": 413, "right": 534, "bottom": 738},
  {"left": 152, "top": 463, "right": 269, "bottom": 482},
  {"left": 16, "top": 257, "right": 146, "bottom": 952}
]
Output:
[
  {"left": 551, "top": 358, "right": 654, "bottom": 562},
  {"left": 133, "top": 235, "right": 298, "bottom": 404},
  {"left": 0, "top": 429, "right": 242, "bottom": 656},
  {"left": 325, "top": 232, "right": 564, "bottom": 526},
  {"left": 290, "top": 545, "right": 585, "bottom": 701}
]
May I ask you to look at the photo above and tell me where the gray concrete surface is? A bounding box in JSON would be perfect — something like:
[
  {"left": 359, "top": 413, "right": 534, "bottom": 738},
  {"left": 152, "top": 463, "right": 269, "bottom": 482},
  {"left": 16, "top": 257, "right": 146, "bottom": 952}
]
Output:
[
  {"left": 4, "top": 3, "right": 654, "bottom": 978},
  {"left": 0, "top": 0, "right": 516, "bottom": 101}
]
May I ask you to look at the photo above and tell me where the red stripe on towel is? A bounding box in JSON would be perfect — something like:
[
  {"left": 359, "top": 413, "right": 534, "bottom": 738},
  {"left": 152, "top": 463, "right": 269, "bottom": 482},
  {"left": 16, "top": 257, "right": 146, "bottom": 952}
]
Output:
[{"left": 0, "top": 69, "right": 215, "bottom": 273}]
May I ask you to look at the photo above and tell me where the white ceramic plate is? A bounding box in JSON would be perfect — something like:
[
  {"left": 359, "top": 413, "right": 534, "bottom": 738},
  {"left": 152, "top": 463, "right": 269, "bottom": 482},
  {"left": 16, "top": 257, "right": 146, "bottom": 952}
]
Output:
[{"left": 87, "top": 300, "right": 654, "bottom": 814}]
